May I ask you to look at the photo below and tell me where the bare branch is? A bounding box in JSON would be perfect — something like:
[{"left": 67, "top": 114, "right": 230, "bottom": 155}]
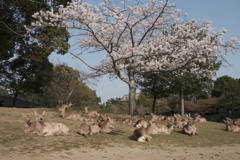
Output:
[{"left": 138, "top": 0, "right": 169, "bottom": 46}]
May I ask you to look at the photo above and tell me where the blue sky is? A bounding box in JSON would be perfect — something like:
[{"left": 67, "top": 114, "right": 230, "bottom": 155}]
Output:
[{"left": 49, "top": 0, "right": 240, "bottom": 103}]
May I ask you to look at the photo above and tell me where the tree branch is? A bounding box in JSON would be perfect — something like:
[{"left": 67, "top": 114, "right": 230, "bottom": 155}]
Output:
[{"left": 137, "top": 0, "right": 169, "bottom": 46}]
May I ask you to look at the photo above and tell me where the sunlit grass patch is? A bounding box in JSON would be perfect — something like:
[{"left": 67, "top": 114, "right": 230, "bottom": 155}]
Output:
[{"left": 0, "top": 107, "right": 240, "bottom": 155}]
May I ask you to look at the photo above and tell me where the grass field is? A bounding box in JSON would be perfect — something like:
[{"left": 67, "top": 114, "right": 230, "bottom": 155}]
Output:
[{"left": 0, "top": 107, "right": 240, "bottom": 156}]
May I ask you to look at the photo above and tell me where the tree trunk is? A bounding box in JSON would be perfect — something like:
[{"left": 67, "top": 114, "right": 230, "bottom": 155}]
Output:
[
  {"left": 152, "top": 96, "right": 157, "bottom": 113},
  {"left": 128, "top": 84, "right": 136, "bottom": 115},
  {"left": 180, "top": 90, "right": 185, "bottom": 116},
  {"left": 127, "top": 70, "right": 137, "bottom": 115},
  {"left": 12, "top": 90, "right": 19, "bottom": 107}
]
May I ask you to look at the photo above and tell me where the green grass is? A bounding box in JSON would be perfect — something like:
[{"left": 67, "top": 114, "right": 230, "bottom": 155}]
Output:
[{"left": 0, "top": 107, "right": 240, "bottom": 155}]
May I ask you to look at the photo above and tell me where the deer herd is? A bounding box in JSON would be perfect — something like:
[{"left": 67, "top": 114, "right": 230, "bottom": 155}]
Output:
[{"left": 22, "top": 103, "right": 240, "bottom": 142}]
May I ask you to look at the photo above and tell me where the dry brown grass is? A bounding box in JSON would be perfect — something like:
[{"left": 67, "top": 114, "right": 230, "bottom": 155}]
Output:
[{"left": 0, "top": 107, "right": 240, "bottom": 156}]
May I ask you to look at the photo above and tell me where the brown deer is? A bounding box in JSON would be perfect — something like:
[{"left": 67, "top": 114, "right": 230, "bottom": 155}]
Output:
[
  {"left": 149, "top": 113, "right": 160, "bottom": 122},
  {"left": 144, "top": 121, "right": 160, "bottom": 134},
  {"left": 98, "top": 116, "right": 114, "bottom": 133},
  {"left": 182, "top": 121, "right": 197, "bottom": 136},
  {"left": 173, "top": 114, "right": 184, "bottom": 128},
  {"left": 156, "top": 123, "right": 174, "bottom": 134},
  {"left": 34, "top": 111, "right": 69, "bottom": 136},
  {"left": 84, "top": 106, "right": 100, "bottom": 117},
  {"left": 58, "top": 103, "right": 83, "bottom": 120},
  {"left": 89, "top": 123, "right": 100, "bottom": 135},
  {"left": 97, "top": 114, "right": 108, "bottom": 122},
  {"left": 134, "top": 119, "right": 149, "bottom": 128},
  {"left": 223, "top": 118, "right": 240, "bottom": 132},
  {"left": 77, "top": 122, "right": 90, "bottom": 137},
  {"left": 122, "top": 115, "right": 137, "bottom": 125},
  {"left": 164, "top": 115, "right": 175, "bottom": 123},
  {"left": 78, "top": 119, "right": 101, "bottom": 137},
  {"left": 22, "top": 114, "right": 36, "bottom": 134},
  {"left": 132, "top": 127, "right": 152, "bottom": 142}
]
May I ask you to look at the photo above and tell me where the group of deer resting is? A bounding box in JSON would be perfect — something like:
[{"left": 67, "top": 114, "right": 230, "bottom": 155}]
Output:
[{"left": 22, "top": 103, "right": 239, "bottom": 142}]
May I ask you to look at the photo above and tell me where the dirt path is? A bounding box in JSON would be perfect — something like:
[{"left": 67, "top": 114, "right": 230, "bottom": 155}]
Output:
[{"left": 1, "top": 144, "right": 240, "bottom": 160}]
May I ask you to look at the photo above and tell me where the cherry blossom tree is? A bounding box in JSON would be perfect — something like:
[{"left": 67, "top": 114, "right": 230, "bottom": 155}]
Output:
[{"left": 26, "top": 0, "right": 240, "bottom": 114}]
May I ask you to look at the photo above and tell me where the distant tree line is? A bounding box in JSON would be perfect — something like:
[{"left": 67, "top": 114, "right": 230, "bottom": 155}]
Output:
[{"left": 103, "top": 75, "right": 240, "bottom": 120}]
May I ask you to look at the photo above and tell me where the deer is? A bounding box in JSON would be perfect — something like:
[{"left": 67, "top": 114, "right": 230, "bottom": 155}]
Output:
[
  {"left": 58, "top": 103, "right": 83, "bottom": 120},
  {"left": 134, "top": 113, "right": 162, "bottom": 128},
  {"left": 223, "top": 118, "right": 240, "bottom": 132},
  {"left": 89, "top": 123, "right": 100, "bottom": 135},
  {"left": 122, "top": 116, "right": 135, "bottom": 125},
  {"left": 132, "top": 127, "right": 152, "bottom": 142},
  {"left": 155, "top": 123, "right": 174, "bottom": 134},
  {"left": 22, "top": 114, "right": 37, "bottom": 134},
  {"left": 180, "top": 117, "right": 189, "bottom": 126},
  {"left": 173, "top": 114, "right": 184, "bottom": 128},
  {"left": 97, "top": 114, "right": 108, "bottom": 123},
  {"left": 98, "top": 116, "right": 114, "bottom": 133},
  {"left": 77, "top": 122, "right": 91, "bottom": 137},
  {"left": 84, "top": 106, "right": 100, "bottom": 117},
  {"left": 134, "top": 119, "right": 149, "bottom": 128},
  {"left": 143, "top": 121, "right": 161, "bottom": 134},
  {"left": 149, "top": 113, "right": 160, "bottom": 122},
  {"left": 122, "top": 115, "right": 138, "bottom": 125},
  {"left": 182, "top": 121, "right": 197, "bottom": 136},
  {"left": 34, "top": 111, "right": 69, "bottom": 136},
  {"left": 198, "top": 117, "right": 207, "bottom": 123},
  {"left": 122, "top": 117, "right": 133, "bottom": 125},
  {"left": 78, "top": 119, "right": 101, "bottom": 137},
  {"left": 164, "top": 115, "right": 175, "bottom": 123}
]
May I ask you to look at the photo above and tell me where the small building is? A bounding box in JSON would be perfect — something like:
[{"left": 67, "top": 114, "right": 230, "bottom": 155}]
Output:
[{"left": 0, "top": 94, "right": 39, "bottom": 108}]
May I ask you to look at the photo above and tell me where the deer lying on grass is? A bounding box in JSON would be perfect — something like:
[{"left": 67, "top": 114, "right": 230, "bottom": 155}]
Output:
[
  {"left": 164, "top": 115, "right": 175, "bottom": 123},
  {"left": 122, "top": 117, "right": 133, "bottom": 125},
  {"left": 149, "top": 113, "right": 160, "bottom": 122},
  {"left": 135, "top": 120, "right": 174, "bottom": 135},
  {"left": 97, "top": 114, "right": 108, "bottom": 122},
  {"left": 173, "top": 114, "right": 184, "bottom": 128},
  {"left": 132, "top": 127, "right": 152, "bottom": 142},
  {"left": 34, "top": 111, "right": 69, "bottom": 136},
  {"left": 58, "top": 103, "right": 83, "bottom": 120},
  {"left": 22, "top": 114, "right": 36, "bottom": 134},
  {"left": 134, "top": 119, "right": 149, "bottom": 128},
  {"left": 89, "top": 123, "right": 100, "bottom": 135},
  {"left": 78, "top": 119, "right": 100, "bottom": 137},
  {"left": 223, "top": 117, "right": 240, "bottom": 132},
  {"left": 182, "top": 121, "right": 197, "bottom": 136},
  {"left": 156, "top": 123, "right": 174, "bottom": 134},
  {"left": 78, "top": 122, "right": 90, "bottom": 137},
  {"left": 84, "top": 106, "right": 100, "bottom": 117},
  {"left": 98, "top": 116, "right": 114, "bottom": 133},
  {"left": 122, "top": 115, "right": 138, "bottom": 125},
  {"left": 134, "top": 113, "right": 165, "bottom": 128},
  {"left": 198, "top": 117, "right": 207, "bottom": 123},
  {"left": 186, "top": 113, "right": 203, "bottom": 123},
  {"left": 143, "top": 121, "right": 160, "bottom": 134}
]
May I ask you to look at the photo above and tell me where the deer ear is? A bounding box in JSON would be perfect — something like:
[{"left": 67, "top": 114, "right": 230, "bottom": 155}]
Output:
[
  {"left": 34, "top": 111, "right": 38, "bottom": 116},
  {"left": 42, "top": 111, "right": 45, "bottom": 115}
]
